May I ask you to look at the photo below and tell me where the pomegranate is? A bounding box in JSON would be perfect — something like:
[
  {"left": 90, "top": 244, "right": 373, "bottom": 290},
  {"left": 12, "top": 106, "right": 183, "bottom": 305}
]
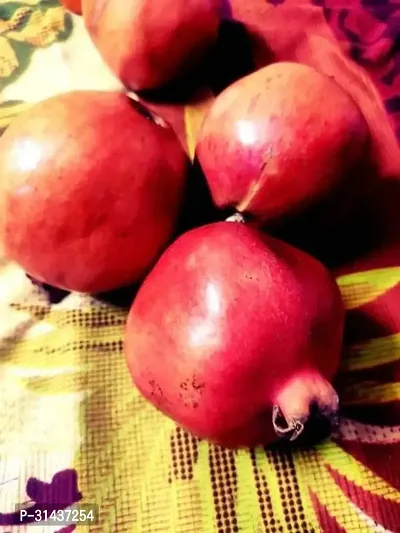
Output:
[
  {"left": 196, "top": 61, "right": 370, "bottom": 224},
  {"left": 60, "top": 0, "right": 82, "bottom": 15},
  {"left": 125, "top": 217, "right": 344, "bottom": 448},
  {"left": 0, "top": 91, "right": 188, "bottom": 293},
  {"left": 82, "top": 0, "right": 220, "bottom": 92}
]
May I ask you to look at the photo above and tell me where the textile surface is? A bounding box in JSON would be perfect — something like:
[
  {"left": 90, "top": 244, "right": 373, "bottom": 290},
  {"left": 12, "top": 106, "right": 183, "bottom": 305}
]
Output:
[{"left": 0, "top": 0, "right": 399, "bottom": 531}]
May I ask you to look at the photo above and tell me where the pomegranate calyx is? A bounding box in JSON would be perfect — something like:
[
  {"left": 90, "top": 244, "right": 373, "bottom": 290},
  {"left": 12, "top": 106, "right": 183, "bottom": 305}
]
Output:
[
  {"left": 272, "top": 405, "right": 306, "bottom": 441},
  {"left": 225, "top": 212, "right": 246, "bottom": 224},
  {"left": 272, "top": 373, "right": 340, "bottom": 445}
]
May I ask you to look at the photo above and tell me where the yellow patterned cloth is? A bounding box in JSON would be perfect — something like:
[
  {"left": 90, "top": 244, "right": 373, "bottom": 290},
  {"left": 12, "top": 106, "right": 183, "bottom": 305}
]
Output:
[{"left": 1, "top": 2, "right": 400, "bottom": 532}]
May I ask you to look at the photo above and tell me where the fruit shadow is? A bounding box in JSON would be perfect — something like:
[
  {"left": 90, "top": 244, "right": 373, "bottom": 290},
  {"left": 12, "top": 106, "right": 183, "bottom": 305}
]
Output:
[
  {"left": 343, "top": 284, "right": 400, "bottom": 345},
  {"left": 176, "top": 156, "right": 229, "bottom": 233},
  {"left": 265, "top": 160, "right": 399, "bottom": 272},
  {"left": 27, "top": 275, "right": 139, "bottom": 309},
  {"left": 26, "top": 276, "right": 70, "bottom": 305},
  {"left": 137, "top": 19, "right": 255, "bottom": 104}
]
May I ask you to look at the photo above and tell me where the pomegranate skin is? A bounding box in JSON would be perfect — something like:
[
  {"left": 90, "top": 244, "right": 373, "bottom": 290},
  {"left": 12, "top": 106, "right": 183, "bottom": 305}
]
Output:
[
  {"left": 196, "top": 62, "right": 370, "bottom": 223},
  {"left": 83, "top": 0, "right": 220, "bottom": 92},
  {"left": 125, "top": 221, "right": 345, "bottom": 448},
  {"left": 60, "top": 0, "right": 82, "bottom": 15},
  {"left": 0, "top": 91, "right": 188, "bottom": 293}
]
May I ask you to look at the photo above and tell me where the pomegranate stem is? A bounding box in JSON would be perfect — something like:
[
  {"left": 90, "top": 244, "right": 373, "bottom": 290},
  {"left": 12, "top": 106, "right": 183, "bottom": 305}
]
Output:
[{"left": 225, "top": 212, "right": 246, "bottom": 224}]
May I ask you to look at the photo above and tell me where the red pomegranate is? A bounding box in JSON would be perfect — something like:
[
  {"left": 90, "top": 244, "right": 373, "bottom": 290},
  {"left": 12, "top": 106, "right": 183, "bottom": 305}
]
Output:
[
  {"left": 0, "top": 91, "right": 188, "bottom": 293},
  {"left": 83, "top": 0, "right": 220, "bottom": 91},
  {"left": 196, "top": 61, "right": 370, "bottom": 224},
  {"left": 125, "top": 218, "right": 344, "bottom": 448}
]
